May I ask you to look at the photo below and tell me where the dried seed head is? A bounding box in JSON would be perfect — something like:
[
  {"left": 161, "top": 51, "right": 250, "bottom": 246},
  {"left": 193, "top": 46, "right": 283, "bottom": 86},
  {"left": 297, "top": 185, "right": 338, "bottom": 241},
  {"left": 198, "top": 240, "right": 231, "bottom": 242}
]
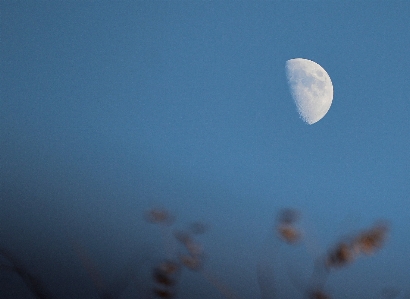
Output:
[
  {"left": 158, "top": 260, "right": 180, "bottom": 276},
  {"left": 277, "top": 224, "right": 302, "bottom": 244},
  {"left": 179, "top": 254, "right": 202, "bottom": 271},
  {"left": 153, "top": 288, "right": 175, "bottom": 298},
  {"left": 174, "top": 230, "right": 192, "bottom": 245},
  {"left": 353, "top": 222, "right": 389, "bottom": 255},
  {"left": 145, "top": 208, "right": 175, "bottom": 225},
  {"left": 153, "top": 270, "right": 176, "bottom": 287},
  {"left": 309, "top": 289, "right": 332, "bottom": 299},
  {"left": 326, "top": 242, "right": 355, "bottom": 268}
]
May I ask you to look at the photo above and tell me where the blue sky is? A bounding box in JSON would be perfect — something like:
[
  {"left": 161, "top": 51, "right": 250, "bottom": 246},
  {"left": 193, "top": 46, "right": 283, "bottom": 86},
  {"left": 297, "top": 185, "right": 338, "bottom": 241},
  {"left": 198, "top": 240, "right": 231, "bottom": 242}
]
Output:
[{"left": 1, "top": 2, "right": 410, "bottom": 299}]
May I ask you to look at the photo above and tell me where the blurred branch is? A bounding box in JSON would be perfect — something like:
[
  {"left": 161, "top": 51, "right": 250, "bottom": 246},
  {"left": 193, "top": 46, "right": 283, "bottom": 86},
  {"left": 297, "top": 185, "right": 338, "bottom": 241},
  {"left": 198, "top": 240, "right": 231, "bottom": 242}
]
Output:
[
  {"left": 0, "top": 247, "right": 55, "bottom": 299},
  {"left": 71, "top": 240, "right": 136, "bottom": 299}
]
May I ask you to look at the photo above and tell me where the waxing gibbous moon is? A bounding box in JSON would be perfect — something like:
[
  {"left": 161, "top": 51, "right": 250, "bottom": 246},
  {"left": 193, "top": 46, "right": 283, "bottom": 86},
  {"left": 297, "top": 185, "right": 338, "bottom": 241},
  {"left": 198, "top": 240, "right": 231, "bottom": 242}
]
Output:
[{"left": 285, "top": 58, "right": 333, "bottom": 125}]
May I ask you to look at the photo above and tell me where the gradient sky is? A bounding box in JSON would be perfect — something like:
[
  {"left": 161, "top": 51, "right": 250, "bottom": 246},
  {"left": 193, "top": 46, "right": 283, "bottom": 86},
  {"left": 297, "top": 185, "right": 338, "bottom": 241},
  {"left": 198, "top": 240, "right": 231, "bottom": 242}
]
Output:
[{"left": 1, "top": 2, "right": 410, "bottom": 299}]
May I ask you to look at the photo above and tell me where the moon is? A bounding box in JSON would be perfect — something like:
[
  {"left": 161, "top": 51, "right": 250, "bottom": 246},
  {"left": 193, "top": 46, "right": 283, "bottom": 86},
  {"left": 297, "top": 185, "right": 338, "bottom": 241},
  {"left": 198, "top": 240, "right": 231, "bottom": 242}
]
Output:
[{"left": 285, "top": 58, "right": 333, "bottom": 125}]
